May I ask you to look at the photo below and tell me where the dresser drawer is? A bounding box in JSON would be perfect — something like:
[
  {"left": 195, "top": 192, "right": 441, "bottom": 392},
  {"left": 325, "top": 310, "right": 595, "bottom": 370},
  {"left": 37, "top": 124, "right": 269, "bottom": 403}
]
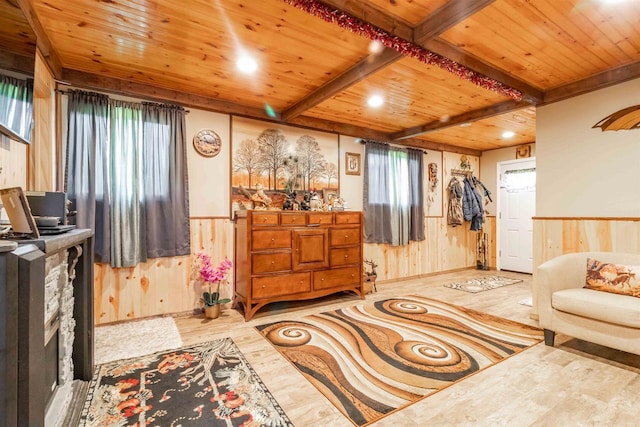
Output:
[
  {"left": 252, "top": 212, "right": 279, "bottom": 226},
  {"left": 252, "top": 273, "right": 311, "bottom": 299},
  {"left": 314, "top": 267, "right": 360, "bottom": 290},
  {"left": 330, "top": 246, "right": 361, "bottom": 267},
  {"left": 280, "top": 213, "right": 307, "bottom": 226},
  {"left": 330, "top": 227, "right": 361, "bottom": 247},
  {"left": 252, "top": 229, "right": 291, "bottom": 250},
  {"left": 308, "top": 212, "right": 334, "bottom": 225},
  {"left": 335, "top": 212, "right": 360, "bottom": 225},
  {"left": 252, "top": 252, "right": 291, "bottom": 274}
]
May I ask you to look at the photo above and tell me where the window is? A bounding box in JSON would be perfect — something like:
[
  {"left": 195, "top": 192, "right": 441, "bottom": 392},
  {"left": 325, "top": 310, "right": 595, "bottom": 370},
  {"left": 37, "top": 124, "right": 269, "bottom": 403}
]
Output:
[
  {"left": 0, "top": 74, "right": 33, "bottom": 144},
  {"left": 65, "top": 90, "right": 190, "bottom": 268},
  {"left": 363, "top": 141, "right": 425, "bottom": 246}
]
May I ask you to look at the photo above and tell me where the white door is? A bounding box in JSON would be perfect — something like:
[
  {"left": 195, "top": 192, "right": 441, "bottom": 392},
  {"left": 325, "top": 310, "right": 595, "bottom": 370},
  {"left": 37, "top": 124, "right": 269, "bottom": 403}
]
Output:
[{"left": 498, "top": 159, "right": 535, "bottom": 273}]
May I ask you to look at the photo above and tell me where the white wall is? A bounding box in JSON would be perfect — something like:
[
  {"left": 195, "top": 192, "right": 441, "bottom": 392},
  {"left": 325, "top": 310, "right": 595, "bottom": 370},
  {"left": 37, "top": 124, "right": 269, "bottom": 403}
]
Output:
[
  {"left": 339, "top": 135, "right": 364, "bottom": 211},
  {"left": 480, "top": 143, "right": 535, "bottom": 215},
  {"left": 536, "top": 77, "right": 640, "bottom": 217},
  {"left": 186, "top": 110, "right": 231, "bottom": 217}
]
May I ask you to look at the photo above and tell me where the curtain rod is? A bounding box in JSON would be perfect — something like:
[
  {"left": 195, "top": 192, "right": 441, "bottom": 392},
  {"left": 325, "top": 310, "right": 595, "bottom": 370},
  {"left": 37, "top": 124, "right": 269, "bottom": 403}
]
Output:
[
  {"left": 357, "top": 138, "right": 428, "bottom": 154},
  {"left": 55, "top": 88, "right": 190, "bottom": 113}
]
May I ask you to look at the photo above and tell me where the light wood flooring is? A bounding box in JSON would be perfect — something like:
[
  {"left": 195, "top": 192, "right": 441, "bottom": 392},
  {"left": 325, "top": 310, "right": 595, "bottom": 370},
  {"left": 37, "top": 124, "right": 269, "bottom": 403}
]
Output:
[{"left": 173, "top": 269, "right": 640, "bottom": 426}]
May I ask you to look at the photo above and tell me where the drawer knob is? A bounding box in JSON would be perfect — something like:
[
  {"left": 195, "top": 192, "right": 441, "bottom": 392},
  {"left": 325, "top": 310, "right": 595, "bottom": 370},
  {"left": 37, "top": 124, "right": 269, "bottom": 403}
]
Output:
[
  {"left": 300, "top": 280, "right": 304, "bottom": 284},
  {"left": 271, "top": 238, "right": 275, "bottom": 241},
  {"left": 262, "top": 285, "right": 266, "bottom": 288},
  {"left": 271, "top": 261, "right": 275, "bottom": 264},
  {"left": 321, "top": 278, "right": 324, "bottom": 281},
  {"left": 351, "top": 274, "right": 355, "bottom": 277},
  {"left": 344, "top": 254, "right": 348, "bottom": 258}
]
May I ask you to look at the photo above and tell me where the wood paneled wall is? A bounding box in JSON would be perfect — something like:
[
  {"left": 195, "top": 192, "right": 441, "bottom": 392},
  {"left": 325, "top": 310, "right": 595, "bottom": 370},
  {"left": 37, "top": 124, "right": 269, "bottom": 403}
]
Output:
[
  {"left": 364, "top": 217, "right": 494, "bottom": 281},
  {"left": 531, "top": 217, "right": 640, "bottom": 316},
  {"left": 28, "top": 50, "right": 55, "bottom": 191},
  {"left": 95, "top": 218, "right": 234, "bottom": 325},
  {"left": 95, "top": 216, "right": 494, "bottom": 324},
  {"left": 0, "top": 137, "right": 27, "bottom": 188}
]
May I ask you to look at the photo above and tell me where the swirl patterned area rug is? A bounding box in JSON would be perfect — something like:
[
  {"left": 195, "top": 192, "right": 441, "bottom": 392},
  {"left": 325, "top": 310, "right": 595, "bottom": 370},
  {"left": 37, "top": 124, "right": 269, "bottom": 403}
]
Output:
[
  {"left": 257, "top": 296, "right": 543, "bottom": 426},
  {"left": 79, "top": 337, "right": 292, "bottom": 427}
]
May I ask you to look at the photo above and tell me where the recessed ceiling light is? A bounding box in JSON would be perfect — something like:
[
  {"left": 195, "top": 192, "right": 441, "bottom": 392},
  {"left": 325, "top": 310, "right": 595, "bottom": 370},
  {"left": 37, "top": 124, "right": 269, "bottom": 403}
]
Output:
[
  {"left": 236, "top": 55, "right": 258, "bottom": 74},
  {"left": 502, "top": 130, "right": 515, "bottom": 139},
  {"left": 367, "top": 95, "right": 384, "bottom": 108}
]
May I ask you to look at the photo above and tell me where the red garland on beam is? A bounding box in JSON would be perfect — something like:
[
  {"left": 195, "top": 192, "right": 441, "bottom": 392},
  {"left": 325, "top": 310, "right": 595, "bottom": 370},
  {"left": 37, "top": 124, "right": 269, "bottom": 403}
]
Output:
[{"left": 283, "top": 0, "right": 523, "bottom": 102}]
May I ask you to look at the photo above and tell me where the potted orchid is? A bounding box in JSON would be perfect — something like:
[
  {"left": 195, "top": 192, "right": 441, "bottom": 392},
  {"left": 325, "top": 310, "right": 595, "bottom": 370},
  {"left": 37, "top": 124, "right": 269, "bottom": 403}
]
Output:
[{"left": 195, "top": 253, "right": 232, "bottom": 319}]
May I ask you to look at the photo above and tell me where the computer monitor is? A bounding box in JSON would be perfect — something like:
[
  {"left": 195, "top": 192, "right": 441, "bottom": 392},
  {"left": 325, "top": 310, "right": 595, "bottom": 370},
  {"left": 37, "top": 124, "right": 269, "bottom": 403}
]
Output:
[{"left": 0, "top": 187, "right": 39, "bottom": 238}]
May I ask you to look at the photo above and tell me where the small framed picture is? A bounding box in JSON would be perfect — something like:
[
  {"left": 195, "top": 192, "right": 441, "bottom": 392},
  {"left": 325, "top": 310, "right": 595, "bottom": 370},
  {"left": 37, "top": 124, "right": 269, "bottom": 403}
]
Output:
[
  {"left": 515, "top": 145, "right": 531, "bottom": 159},
  {"left": 345, "top": 152, "right": 361, "bottom": 176}
]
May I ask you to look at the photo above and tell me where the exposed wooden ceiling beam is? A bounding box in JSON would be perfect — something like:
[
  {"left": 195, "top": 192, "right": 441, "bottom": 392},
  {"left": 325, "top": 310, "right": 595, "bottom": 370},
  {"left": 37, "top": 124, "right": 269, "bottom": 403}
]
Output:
[
  {"left": 424, "top": 38, "right": 544, "bottom": 104},
  {"left": 389, "top": 100, "right": 530, "bottom": 140},
  {"left": 16, "top": 0, "right": 62, "bottom": 78},
  {"left": 283, "top": 0, "right": 499, "bottom": 122},
  {"left": 414, "top": 0, "right": 496, "bottom": 43},
  {"left": 289, "top": 115, "right": 482, "bottom": 156},
  {"left": 0, "top": 50, "right": 35, "bottom": 76},
  {"left": 61, "top": 69, "right": 280, "bottom": 120},
  {"left": 318, "top": 0, "right": 414, "bottom": 41},
  {"left": 280, "top": 48, "right": 402, "bottom": 122},
  {"left": 543, "top": 60, "right": 640, "bottom": 105}
]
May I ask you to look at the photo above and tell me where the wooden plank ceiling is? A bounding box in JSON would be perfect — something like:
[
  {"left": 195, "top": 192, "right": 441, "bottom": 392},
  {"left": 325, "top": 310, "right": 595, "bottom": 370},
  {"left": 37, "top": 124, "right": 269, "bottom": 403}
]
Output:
[{"left": 3, "top": 0, "right": 640, "bottom": 154}]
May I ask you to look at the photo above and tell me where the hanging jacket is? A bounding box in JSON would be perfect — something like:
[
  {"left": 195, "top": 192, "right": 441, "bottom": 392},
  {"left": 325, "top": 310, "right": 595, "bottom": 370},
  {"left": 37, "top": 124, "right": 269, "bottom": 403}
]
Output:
[
  {"left": 447, "top": 177, "right": 464, "bottom": 227},
  {"left": 462, "top": 177, "right": 484, "bottom": 230}
]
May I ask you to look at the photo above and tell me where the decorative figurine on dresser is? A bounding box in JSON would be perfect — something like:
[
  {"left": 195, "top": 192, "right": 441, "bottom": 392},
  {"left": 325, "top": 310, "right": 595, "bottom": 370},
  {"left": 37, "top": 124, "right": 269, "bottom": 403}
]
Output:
[{"left": 233, "top": 210, "right": 364, "bottom": 320}]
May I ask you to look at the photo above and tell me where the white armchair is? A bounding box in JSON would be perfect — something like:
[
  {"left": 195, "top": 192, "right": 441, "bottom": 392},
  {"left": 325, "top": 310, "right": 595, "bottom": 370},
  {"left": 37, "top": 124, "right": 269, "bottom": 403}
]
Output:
[{"left": 537, "top": 251, "right": 640, "bottom": 355}]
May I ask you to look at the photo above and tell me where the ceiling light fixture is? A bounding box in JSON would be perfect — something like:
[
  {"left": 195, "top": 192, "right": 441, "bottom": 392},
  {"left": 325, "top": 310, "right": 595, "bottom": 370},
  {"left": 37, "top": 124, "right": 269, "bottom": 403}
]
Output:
[
  {"left": 236, "top": 55, "right": 258, "bottom": 74},
  {"left": 502, "top": 131, "right": 516, "bottom": 139},
  {"left": 367, "top": 95, "right": 384, "bottom": 108}
]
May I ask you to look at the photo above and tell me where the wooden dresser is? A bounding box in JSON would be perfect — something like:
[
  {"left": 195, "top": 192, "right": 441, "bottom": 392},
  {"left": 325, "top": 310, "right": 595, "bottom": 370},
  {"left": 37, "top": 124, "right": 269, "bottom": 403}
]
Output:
[{"left": 234, "top": 210, "right": 364, "bottom": 320}]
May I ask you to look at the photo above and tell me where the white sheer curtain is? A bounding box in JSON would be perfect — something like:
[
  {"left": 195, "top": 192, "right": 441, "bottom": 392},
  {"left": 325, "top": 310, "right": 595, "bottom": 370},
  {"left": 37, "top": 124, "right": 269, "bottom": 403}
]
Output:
[{"left": 109, "top": 100, "right": 145, "bottom": 267}]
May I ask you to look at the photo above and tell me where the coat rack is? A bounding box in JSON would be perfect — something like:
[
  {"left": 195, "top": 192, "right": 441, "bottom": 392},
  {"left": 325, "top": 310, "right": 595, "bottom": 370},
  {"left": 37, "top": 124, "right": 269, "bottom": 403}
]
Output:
[{"left": 451, "top": 169, "right": 474, "bottom": 178}]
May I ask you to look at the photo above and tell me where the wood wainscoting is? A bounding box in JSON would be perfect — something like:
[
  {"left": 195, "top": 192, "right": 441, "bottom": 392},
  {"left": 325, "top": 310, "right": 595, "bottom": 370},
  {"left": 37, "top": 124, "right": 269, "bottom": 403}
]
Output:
[
  {"left": 94, "top": 218, "right": 234, "bottom": 325},
  {"left": 364, "top": 217, "right": 495, "bottom": 282},
  {"left": 531, "top": 217, "right": 640, "bottom": 317},
  {"left": 94, "top": 216, "right": 495, "bottom": 324}
]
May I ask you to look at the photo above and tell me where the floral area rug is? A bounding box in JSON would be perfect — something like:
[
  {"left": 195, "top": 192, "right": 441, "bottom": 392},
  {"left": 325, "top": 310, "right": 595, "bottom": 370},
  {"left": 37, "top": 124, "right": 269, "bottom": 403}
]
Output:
[
  {"left": 257, "top": 296, "right": 542, "bottom": 426},
  {"left": 79, "top": 337, "right": 292, "bottom": 426},
  {"left": 444, "top": 275, "right": 523, "bottom": 293}
]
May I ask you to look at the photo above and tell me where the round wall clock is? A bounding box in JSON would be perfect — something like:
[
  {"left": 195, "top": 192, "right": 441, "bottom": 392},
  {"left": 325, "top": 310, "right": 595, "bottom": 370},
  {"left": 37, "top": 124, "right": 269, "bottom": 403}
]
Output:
[{"left": 193, "top": 129, "right": 222, "bottom": 157}]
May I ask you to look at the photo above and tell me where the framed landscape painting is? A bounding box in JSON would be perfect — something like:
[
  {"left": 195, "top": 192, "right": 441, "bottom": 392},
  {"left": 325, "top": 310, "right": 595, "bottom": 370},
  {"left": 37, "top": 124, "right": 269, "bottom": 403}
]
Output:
[{"left": 231, "top": 117, "right": 339, "bottom": 211}]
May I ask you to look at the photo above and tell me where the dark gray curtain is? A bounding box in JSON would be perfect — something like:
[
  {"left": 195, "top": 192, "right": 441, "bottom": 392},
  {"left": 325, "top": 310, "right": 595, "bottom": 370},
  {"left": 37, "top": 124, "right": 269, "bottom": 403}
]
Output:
[
  {"left": 142, "top": 103, "right": 190, "bottom": 258},
  {"left": 408, "top": 148, "right": 425, "bottom": 241},
  {"left": 363, "top": 141, "right": 392, "bottom": 243},
  {"left": 65, "top": 90, "right": 111, "bottom": 263},
  {"left": 0, "top": 74, "right": 34, "bottom": 142}
]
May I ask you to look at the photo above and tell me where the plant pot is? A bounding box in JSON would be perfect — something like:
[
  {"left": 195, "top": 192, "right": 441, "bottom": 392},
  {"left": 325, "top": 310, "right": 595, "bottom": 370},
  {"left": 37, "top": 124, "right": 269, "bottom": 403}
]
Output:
[{"left": 204, "top": 305, "right": 221, "bottom": 319}]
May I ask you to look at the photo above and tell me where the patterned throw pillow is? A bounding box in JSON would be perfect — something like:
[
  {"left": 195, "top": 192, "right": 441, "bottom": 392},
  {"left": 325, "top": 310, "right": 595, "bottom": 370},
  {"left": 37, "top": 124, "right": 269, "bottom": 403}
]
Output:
[{"left": 585, "top": 258, "right": 640, "bottom": 297}]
